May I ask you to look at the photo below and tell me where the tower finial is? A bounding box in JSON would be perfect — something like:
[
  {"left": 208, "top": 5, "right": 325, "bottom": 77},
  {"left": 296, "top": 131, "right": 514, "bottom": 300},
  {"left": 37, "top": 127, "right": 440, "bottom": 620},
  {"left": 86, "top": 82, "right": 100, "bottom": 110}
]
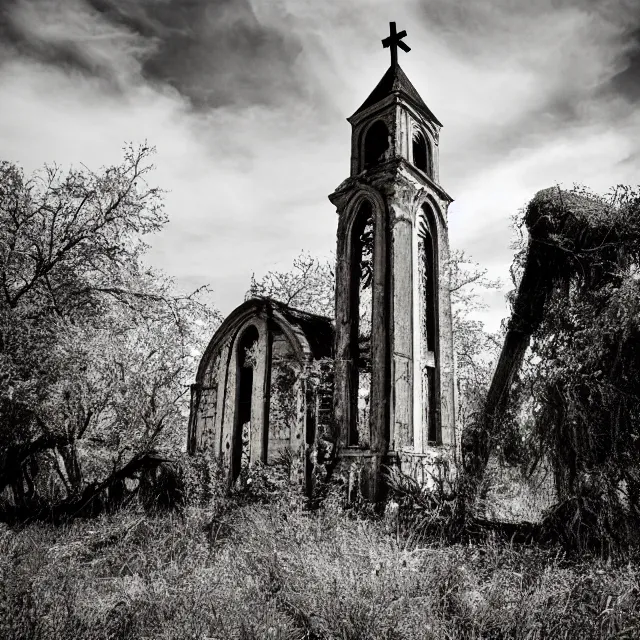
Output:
[{"left": 381, "top": 21, "right": 411, "bottom": 67}]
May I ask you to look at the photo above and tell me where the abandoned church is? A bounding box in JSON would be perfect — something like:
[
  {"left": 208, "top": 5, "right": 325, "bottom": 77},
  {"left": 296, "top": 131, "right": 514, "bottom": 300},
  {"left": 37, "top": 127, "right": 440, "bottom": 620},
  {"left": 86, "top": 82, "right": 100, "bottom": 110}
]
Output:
[{"left": 187, "top": 23, "right": 457, "bottom": 500}]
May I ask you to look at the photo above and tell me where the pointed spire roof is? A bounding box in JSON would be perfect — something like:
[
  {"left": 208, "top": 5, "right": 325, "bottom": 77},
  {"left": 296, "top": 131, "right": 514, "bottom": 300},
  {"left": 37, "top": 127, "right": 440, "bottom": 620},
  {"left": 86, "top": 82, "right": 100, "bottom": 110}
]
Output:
[{"left": 351, "top": 63, "right": 442, "bottom": 126}]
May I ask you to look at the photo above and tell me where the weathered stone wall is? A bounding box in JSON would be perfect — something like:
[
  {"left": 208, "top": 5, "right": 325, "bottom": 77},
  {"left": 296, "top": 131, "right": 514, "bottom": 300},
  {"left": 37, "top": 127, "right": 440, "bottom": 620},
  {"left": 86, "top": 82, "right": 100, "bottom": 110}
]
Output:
[
  {"left": 188, "top": 349, "right": 224, "bottom": 454},
  {"left": 268, "top": 328, "right": 300, "bottom": 465},
  {"left": 390, "top": 200, "right": 414, "bottom": 451},
  {"left": 196, "top": 351, "right": 221, "bottom": 450}
]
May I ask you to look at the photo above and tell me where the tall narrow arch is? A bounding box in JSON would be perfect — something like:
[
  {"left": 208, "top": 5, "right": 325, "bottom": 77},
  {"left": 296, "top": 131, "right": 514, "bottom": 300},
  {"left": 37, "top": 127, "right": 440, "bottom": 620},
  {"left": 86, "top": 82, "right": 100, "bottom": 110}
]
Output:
[
  {"left": 333, "top": 188, "right": 389, "bottom": 455},
  {"left": 363, "top": 120, "right": 389, "bottom": 170},
  {"left": 347, "top": 199, "right": 375, "bottom": 446},
  {"left": 233, "top": 325, "right": 260, "bottom": 480},
  {"left": 417, "top": 204, "right": 440, "bottom": 444},
  {"left": 412, "top": 130, "right": 431, "bottom": 176}
]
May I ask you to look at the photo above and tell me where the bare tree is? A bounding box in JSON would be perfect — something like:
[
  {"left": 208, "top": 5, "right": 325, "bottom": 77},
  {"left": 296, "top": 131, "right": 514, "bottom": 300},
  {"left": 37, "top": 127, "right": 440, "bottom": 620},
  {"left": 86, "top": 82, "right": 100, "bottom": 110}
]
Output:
[
  {"left": 448, "top": 249, "right": 502, "bottom": 396},
  {"left": 247, "top": 251, "right": 335, "bottom": 317},
  {"left": 249, "top": 247, "right": 501, "bottom": 389},
  {"left": 0, "top": 145, "right": 220, "bottom": 514}
]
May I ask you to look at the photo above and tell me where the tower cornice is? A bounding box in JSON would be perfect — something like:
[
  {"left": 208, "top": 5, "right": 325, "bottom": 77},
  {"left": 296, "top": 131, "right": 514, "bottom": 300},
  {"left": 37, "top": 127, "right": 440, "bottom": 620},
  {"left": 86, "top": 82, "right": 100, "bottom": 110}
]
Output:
[{"left": 328, "top": 158, "right": 453, "bottom": 213}]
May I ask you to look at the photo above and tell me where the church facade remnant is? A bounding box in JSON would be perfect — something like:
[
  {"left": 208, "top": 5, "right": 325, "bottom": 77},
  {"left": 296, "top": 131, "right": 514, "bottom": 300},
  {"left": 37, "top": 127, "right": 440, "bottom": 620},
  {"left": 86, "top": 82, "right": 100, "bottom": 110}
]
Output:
[
  {"left": 188, "top": 23, "right": 456, "bottom": 498},
  {"left": 188, "top": 298, "right": 334, "bottom": 489}
]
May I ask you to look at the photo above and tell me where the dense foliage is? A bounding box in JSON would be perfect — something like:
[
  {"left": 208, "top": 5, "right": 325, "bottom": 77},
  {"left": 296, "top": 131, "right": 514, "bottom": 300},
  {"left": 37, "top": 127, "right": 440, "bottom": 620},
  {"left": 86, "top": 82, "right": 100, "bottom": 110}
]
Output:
[
  {"left": 466, "top": 185, "right": 640, "bottom": 553},
  {"left": 523, "top": 186, "right": 640, "bottom": 551},
  {"left": 0, "top": 146, "right": 220, "bottom": 518}
]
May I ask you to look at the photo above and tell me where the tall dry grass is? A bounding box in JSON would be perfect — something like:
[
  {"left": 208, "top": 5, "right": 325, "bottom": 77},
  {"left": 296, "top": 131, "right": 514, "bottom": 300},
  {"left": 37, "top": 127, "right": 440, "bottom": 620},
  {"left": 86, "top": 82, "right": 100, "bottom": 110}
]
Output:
[{"left": 1, "top": 482, "right": 640, "bottom": 639}]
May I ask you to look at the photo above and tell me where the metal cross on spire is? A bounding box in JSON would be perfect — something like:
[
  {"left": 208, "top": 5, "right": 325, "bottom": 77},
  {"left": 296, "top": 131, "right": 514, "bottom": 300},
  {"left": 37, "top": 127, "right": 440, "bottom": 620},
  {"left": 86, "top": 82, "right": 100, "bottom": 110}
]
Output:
[{"left": 381, "top": 22, "right": 410, "bottom": 67}]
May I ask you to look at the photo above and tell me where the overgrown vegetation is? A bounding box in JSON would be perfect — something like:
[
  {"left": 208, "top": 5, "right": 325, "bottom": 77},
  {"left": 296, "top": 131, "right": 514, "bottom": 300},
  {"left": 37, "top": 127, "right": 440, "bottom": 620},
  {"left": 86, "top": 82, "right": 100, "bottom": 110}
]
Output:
[
  {"left": 461, "top": 185, "right": 640, "bottom": 555},
  {"left": 0, "top": 147, "right": 220, "bottom": 521},
  {"left": 2, "top": 481, "right": 640, "bottom": 640},
  {"left": 4, "top": 143, "right": 640, "bottom": 636}
]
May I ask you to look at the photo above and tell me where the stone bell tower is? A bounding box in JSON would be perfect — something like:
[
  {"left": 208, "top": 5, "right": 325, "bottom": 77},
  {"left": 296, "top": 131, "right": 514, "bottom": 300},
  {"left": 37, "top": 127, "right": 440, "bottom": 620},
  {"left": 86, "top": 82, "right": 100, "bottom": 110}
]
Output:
[{"left": 329, "top": 23, "right": 456, "bottom": 499}]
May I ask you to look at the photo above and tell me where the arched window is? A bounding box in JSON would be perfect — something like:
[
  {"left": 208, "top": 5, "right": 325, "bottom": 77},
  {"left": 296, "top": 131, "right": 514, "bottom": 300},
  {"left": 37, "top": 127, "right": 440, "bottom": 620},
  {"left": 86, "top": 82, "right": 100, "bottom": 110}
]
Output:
[
  {"left": 349, "top": 200, "right": 375, "bottom": 446},
  {"left": 233, "top": 325, "right": 259, "bottom": 480},
  {"left": 412, "top": 131, "right": 430, "bottom": 175},
  {"left": 363, "top": 120, "right": 389, "bottom": 170},
  {"left": 417, "top": 205, "right": 439, "bottom": 444}
]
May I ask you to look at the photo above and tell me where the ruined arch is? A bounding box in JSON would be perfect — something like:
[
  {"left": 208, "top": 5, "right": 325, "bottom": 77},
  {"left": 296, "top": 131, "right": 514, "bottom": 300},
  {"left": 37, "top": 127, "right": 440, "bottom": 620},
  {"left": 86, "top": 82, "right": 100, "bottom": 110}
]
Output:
[
  {"left": 334, "top": 190, "right": 388, "bottom": 447},
  {"left": 233, "top": 324, "right": 260, "bottom": 480},
  {"left": 362, "top": 120, "right": 390, "bottom": 170},
  {"left": 189, "top": 298, "right": 334, "bottom": 489}
]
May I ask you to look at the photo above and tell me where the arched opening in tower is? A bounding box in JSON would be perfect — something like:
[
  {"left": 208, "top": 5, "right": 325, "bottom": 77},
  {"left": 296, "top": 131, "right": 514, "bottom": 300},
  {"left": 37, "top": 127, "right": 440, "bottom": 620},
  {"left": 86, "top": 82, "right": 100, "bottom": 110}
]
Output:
[
  {"left": 363, "top": 120, "right": 390, "bottom": 170},
  {"left": 349, "top": 200, "right": 375, "bottom": 446},
  {"left": 233, "top": 325, "right": 259, "bottom": 480},
  {"left": 412, "top": 131, "right": 430, "bottom": 175},
  {"left": 417, "top": 205, "right": 439, "bottom": 444}
]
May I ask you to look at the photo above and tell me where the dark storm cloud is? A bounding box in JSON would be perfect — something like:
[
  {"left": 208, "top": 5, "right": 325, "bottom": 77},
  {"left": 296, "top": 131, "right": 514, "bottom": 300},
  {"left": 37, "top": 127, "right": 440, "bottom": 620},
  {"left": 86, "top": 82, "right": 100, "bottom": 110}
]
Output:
[
  {"left": 608, "top": 27, "right": 640, "bottom": 103},
  {"left": 0, "top": 1, "right": 119, "bottom": 80},
  {"left": 419, "top": 0, "right": 640, "bottom": 106},
  {"left": 87, "top": 0, "right": 305, "bottom": 108},
  {"left": 0, "top": 0, "right": 305, "bottom": 109},
  {"left": 410, "top": 0, "right": 640, "bottom": 179}
]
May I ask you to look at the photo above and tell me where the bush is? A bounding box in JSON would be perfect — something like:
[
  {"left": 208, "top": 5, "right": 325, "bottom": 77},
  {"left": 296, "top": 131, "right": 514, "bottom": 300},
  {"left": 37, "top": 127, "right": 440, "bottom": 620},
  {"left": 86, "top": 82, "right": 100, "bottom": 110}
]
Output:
[{"left": 385, "top": 463, "right": 459, "bottom": 547}]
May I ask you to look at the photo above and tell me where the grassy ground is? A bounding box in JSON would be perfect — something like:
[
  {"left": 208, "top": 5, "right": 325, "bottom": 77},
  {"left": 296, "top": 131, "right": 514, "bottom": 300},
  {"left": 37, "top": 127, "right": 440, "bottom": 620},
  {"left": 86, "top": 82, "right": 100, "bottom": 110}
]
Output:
[{"left": 1, "top": 492, "right": 640, "bottom": 640}]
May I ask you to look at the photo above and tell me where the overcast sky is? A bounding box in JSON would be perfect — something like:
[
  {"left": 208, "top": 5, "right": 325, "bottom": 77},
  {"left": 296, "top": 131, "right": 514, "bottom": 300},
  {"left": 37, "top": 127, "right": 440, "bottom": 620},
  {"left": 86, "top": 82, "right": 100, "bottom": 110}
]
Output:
[{"left": 1, "top": 0, "right": 640, "bottom": 331}]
